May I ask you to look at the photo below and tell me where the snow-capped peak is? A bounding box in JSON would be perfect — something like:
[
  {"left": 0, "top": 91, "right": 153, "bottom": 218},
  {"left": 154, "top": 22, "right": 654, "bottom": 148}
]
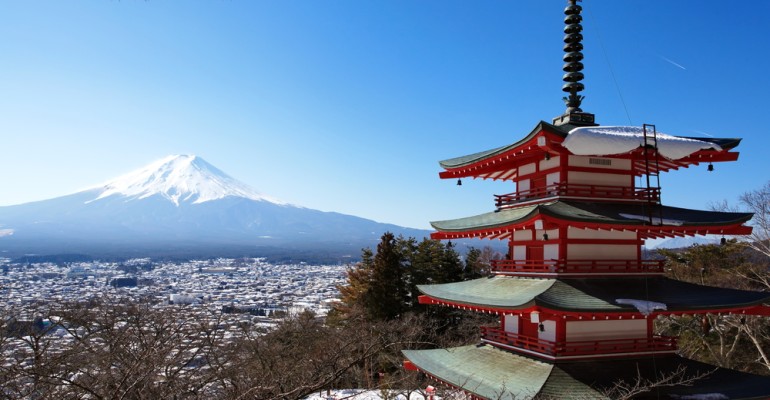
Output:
[{"left": 88, "top": 155, "right": 286, "bottom": 206}]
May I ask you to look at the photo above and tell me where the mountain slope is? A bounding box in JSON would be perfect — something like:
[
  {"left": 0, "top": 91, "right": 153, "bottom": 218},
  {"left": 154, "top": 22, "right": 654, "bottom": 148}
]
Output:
[
  {"left": 88, "top": 154, "right": 286, "bottom": 206},
  {"left": 0, "top": 155, "right": 429, "bottom": 260}
]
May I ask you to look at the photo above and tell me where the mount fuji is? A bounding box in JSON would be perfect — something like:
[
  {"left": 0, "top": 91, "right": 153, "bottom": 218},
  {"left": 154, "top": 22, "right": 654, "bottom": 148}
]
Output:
[{"left": 0, "top": 155, "right": 429, "bottom": 260}]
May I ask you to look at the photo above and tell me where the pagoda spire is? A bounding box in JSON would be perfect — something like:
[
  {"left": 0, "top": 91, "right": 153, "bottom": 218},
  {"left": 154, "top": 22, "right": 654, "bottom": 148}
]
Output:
[
  {"left": 562, "top": 0, "right": 585, "bottom": 113},
  {"left": 553, "top": 0, "right": 595, "bottom": 127}
]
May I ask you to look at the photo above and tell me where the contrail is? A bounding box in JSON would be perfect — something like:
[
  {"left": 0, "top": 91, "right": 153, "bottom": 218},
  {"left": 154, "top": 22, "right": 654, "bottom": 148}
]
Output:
[
  {"left": 690, "top": 129, "right": 714, "bottom": 137},
  {"left": 657, "top": 54, "right": 686, "bottom": 70}
]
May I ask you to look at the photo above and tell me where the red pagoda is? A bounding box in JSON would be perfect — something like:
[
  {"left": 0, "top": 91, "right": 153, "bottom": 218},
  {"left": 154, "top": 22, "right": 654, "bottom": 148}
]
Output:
[{"left": 402, "top": 1, "right": 770, "bottom": 399}]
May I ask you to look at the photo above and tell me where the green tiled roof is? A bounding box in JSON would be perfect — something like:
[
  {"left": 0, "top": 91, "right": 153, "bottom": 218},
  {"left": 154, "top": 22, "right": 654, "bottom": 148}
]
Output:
[
  {"left": 538, "top": 367, "right": 610, "bottom": 399},
  {"left": 403, "top": 346, "right": 770, "bottom": 399},
  {"left": 402, "top": 345, "right": 568, "bottom": 400},
  {"left": 546, "top": 202, "right": 753, "bottom": 226},
  {"left": 418, "top": 276, "right": 770, "bottom": 313},
  {"left": 430, "top": 201, "right": 753, "bottom": 231},
  {"left": 547, "top": 278, "right": 770, "bottom": 312},
  {"left": 438, "top": 122, "right": 569, "bottom": 169},
  {"left": 430, "top": 204, "right": 540, "bottom": 232},
  {"left": 539, "top": 280, "right": 622, "bottom": 311},
  {"left": 418, "top": 276, "right": 554, "bottom": 309}
]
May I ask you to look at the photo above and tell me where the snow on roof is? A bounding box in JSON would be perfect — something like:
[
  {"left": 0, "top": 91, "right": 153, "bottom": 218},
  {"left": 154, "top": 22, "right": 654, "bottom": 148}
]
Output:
[
  {"left": 669, "top": 394, "right": 728, "bottom": 400},
  {"left": 615, "top": 298, "right": 667, "bottom": 316},
  {"left": 563, "top": 126, "right": 722, "bottom": 160}
]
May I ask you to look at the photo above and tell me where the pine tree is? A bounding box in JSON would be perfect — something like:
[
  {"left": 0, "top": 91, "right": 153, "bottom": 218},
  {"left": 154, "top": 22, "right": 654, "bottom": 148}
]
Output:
[
  {"left": 332, "top": 233, "right": 409, "bottom": 321},
  {"left": 366, "top": 232, "right": 408, "bottom": 320},
  {"left": 335, "top": 234, "right": 487, "bottom": 321},
  {"left": 463, "top": 247, "right": 485, "bottom": 280},
  {"left": 331, "top": 248, "right": 375, "bottom": 320}
]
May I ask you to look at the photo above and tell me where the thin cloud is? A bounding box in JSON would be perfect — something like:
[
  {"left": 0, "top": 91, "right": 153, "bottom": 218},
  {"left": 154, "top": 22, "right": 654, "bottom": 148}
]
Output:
[{"left": 657, "top": 54, "right": 687, "bottom": 70}]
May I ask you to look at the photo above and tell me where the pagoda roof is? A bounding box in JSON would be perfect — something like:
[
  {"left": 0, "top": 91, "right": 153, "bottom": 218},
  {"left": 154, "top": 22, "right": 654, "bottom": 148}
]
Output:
[
  {"left": 439, "top": 121, "right": 570, "bottom": 169},
  {"left": 418, "top": 276, "right": 770, "bottom": 315},
  {"left": 430, "top": 200, "right": 752, "bottom": 240},
  {"left": 438, "top": 121, "right": 742, "bottom": 179},
  {"left": 403, "top": 345, "right": 770, "bottom": 399},
  {"left": 403, "top": 345, "right": 601, "bottom": 400}
]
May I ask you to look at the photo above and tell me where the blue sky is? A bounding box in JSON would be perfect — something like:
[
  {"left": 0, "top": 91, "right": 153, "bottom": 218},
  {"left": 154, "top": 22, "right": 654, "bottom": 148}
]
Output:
[{"left": 1, "top": 1, "right": 768, "bottom": 230}]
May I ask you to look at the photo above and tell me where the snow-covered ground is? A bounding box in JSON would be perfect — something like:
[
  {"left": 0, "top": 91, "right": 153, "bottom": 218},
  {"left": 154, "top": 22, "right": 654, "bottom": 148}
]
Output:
[{"left": 305, "top": 389, "right": 431, "bottom": 400}]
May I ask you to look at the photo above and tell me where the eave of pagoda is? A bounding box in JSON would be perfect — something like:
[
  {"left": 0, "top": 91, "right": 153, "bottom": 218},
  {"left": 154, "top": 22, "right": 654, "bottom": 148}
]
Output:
[
  {"left": 429, "top": 201, "right": 753, "bottom": 241},
  {"left": 438, "top": 124, "right": 567, "bottom": 180},
  {"left": 431, "top": 217, "right": 751, "bottom": 241},
  {"left": 437, "top": 121, "right": 742, "bottom": 180},
  {"left": 403, "top": 345, "right": 770, "bottom": 400},
  {"left": 419, "top": 294, "right": 770, "bottom": 320},
  {"left": 626, "top": 148, "right": 739, "bottom": 175},
  {"left": 415, "top": 276, "right": 770, "bottom": 318}
]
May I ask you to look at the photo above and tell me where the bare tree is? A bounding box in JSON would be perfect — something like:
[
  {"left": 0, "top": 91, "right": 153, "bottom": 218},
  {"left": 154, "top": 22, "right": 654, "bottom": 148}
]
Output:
[
  {"left": 657, "top": 240, "right": 770, "bottom": 375},
  {"left": 710, "top": 181, "right": 770, "bottom": 290},
  {"left": 602, "top": 365, "right": 714, "bottom": 400},
  {"left": 739, "top": 180, "right": 770, "bottom": 261}
]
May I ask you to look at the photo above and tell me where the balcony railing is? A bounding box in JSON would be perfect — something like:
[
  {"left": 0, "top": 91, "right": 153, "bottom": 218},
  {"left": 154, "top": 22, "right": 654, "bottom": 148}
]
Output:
[
  {"left": 481, "top": 327, "right": 677, "bottom": 359},
  {"left": 491, "top": 259, "right": 665, "bottom": 275},
  {"left": 494, "top": 183, "right": 660, "bottom": 208}
]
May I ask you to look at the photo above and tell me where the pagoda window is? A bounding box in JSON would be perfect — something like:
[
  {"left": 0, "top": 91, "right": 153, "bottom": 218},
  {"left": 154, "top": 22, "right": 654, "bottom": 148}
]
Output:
[
  {"left": 568, "top": 155, "right": 631, "bottom": 171},
  {"left": 566, "top": 228, "right": 637, "bottom": 260},
  {"left": 513, "top": 230, "right": 533, "bottom": 241},
  {"left": 567, "top": 243, "right": 637, "bottom": 260},
  {"left": 519, "top": 162, "right": 537, "bottom": 176},
  {"left": 539, "top": 155, "right": 560, "bottom": 172},
  {"left": 544, "top": 243, "right": 559, "bottom": 261},
  {"left": 538, "top": 320, "right": 557, "bottom": 342},
  {"left": 568, "top": 227, "right": 637, "bottom": 240},
  {"left": 511, "top": 231, "right": 532, "bottom": 261},
  {"left": 517, "top": 178, "right": 530, "bottom": 193},
  {"left": 567, "top": 170, "right": 631, "bottom": 187},
  {"left": 566, "top": 320, "right": 647, "bottom": 341},
  {"left": 545, "top": 172, "right": 560, "bottom": 188},
  {"left": 503, "top": 314, "right": 519, "bottom": 334},
  {"left": 512, "top": 245, "right": 526, "bottom": 261}
]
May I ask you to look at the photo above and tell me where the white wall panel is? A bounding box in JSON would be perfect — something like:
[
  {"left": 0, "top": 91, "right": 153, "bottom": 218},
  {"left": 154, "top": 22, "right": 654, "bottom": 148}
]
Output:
[{"left": 566, "top": 320, "right": 646, "bottom": 340}]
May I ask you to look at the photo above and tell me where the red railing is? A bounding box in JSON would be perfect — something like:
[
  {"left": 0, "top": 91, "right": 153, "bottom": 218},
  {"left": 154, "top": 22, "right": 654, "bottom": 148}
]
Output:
[
  {"left": 494, "top": 183, "right": 660, "bottom": 208},
  {"left": 481, "top": 327, "right": 677, "bottom": 358},
  {"left": 491, "top": 259, "right": 665, "bottom": 275}
]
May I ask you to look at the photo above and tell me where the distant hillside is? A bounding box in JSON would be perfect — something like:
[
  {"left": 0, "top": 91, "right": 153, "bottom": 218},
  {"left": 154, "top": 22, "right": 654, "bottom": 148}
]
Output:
[{"left": 0, "top": 155, "right": 432, "bottom": 262}]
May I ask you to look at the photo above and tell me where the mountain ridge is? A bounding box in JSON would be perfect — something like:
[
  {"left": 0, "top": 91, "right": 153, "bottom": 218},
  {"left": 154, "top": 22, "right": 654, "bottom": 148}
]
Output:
[
  {"left": 86, "top": 154, "right": 288, "bottom": 206},
  {"left": 0, "top": 155, "right": 431, "bottom": 261}
]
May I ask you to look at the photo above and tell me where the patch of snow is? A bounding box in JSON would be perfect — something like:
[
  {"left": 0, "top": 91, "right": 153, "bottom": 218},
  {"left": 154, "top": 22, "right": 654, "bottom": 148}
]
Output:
[
  {"left": 563, "top": 126, "right": 721, "bottom": 160},
  {"left": 619, "top": 213, "right": 684, "bottom": 226},
  {"left": 645, "top": 235, "right": 720, "bottom": 249},
  {"left": 615, "top": 299, "right": 667, "bottom": 316},
  {"left": 669, "top": 394, "right": 728, "bottom": 400},
  {"left": 86, "top": 155, "right": 287, "bottom": 206},
  {"left": 305, "top": 389, "right": 431, "bottom": 400}
]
